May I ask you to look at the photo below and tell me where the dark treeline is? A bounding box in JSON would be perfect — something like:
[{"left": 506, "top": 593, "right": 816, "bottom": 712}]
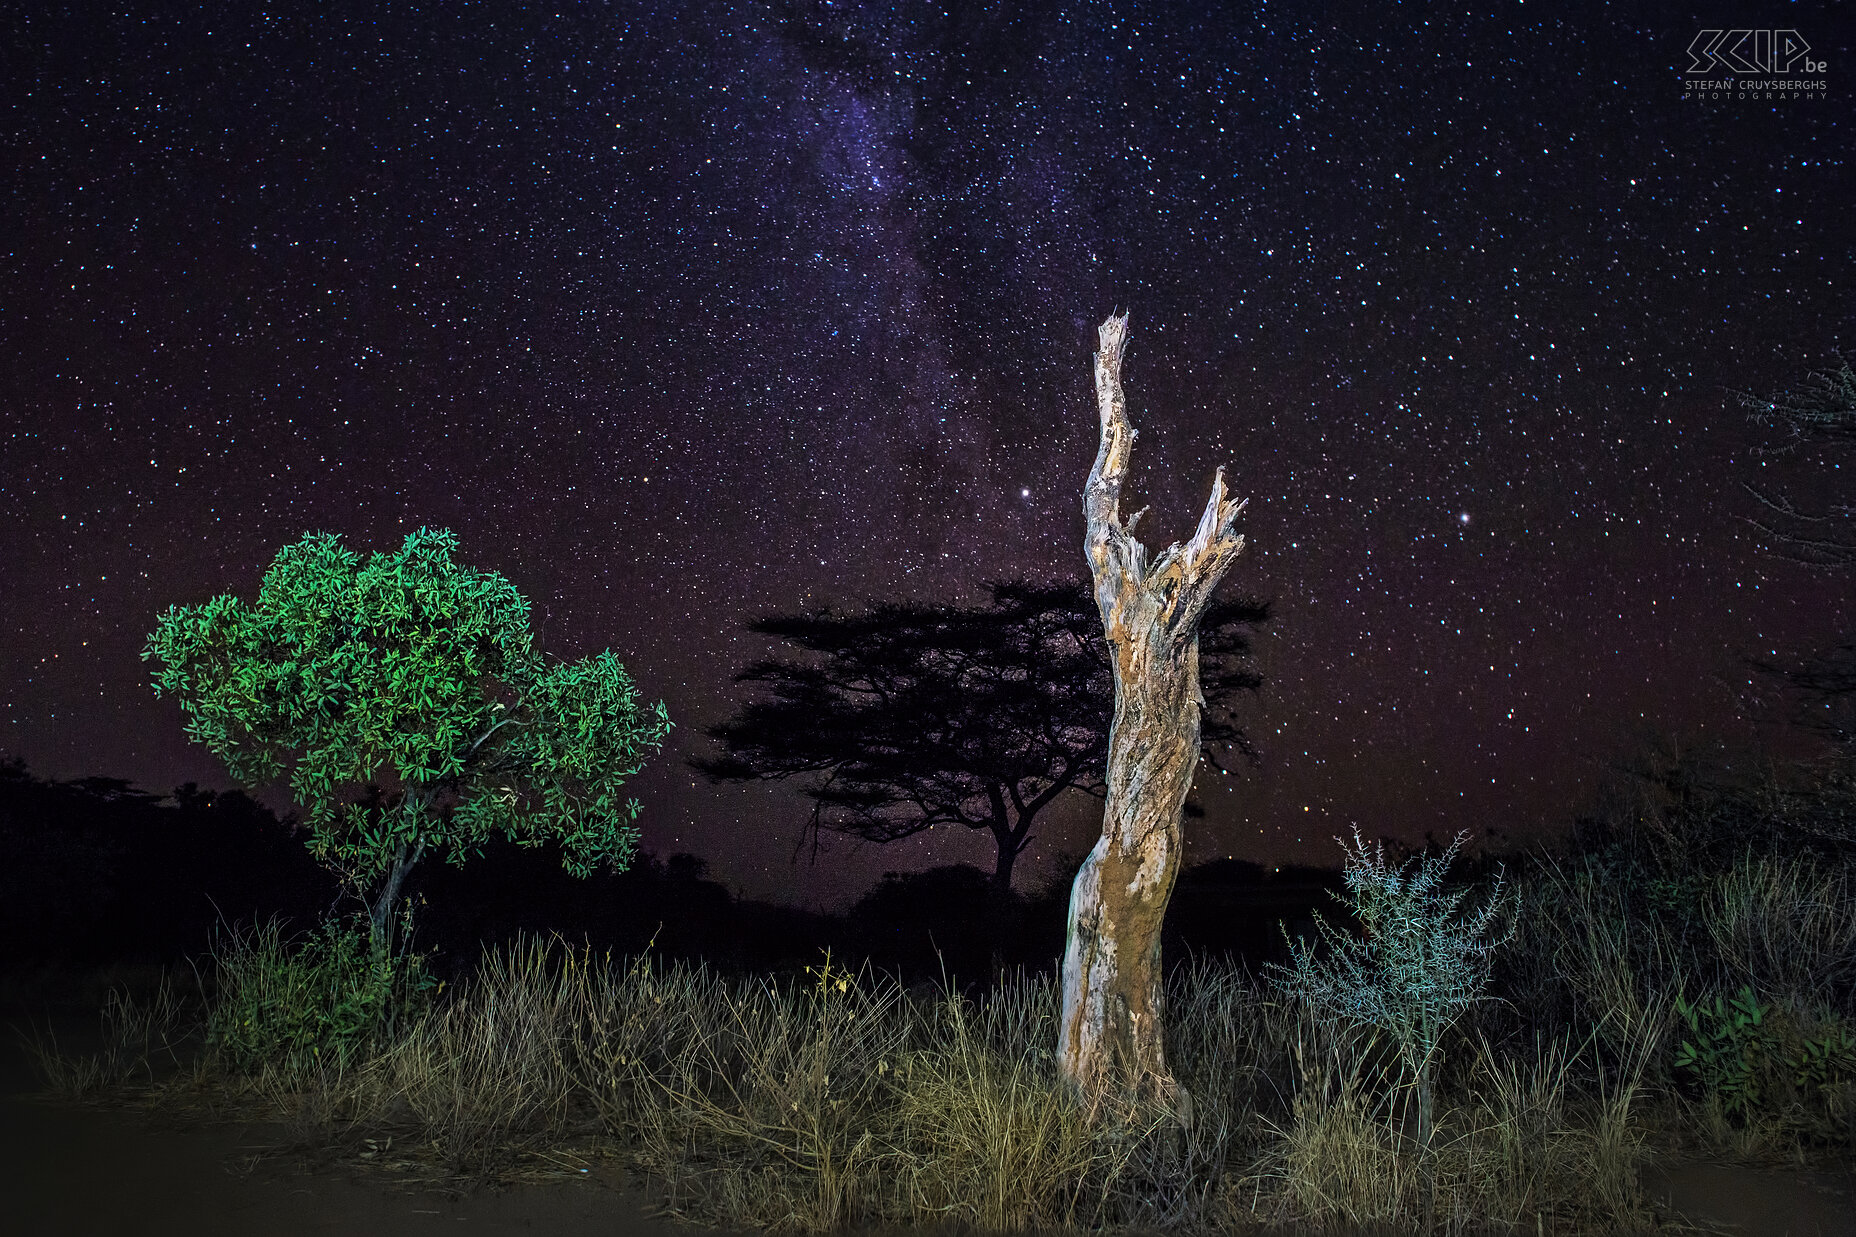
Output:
[
  {"left": 0, "top": 758, "right": 333, "bottom": 971},
  {"left": 0, "top": 756, "right": 1342, "bottom": 996},
  {"left": 16, "top": 743, "right": 1852, "bottom": 1010}
]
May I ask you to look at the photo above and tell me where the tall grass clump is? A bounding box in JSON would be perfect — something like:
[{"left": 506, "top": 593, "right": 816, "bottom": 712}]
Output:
[
  {"left": 26, "top": 975, "right": 193, "bottom": 1099},
  {"left": 192, "top": 929, "right": 635, "bottom": 1172},
  {"left": 1204, "top": 979, "right": 1663, "bottom": 1233},
  {"left": 341, "top": 935, "right": 613, "bottom": 1172},
  {"left": 1703, "top": 851, "right": 1856, "bottom": 1010},
  {"left": 1499, "top": 746, "right": 1856, "bottom": 1162},
  {"left": 205, "top": 916, "right": 437, "bottom": 1081},
  {"left": 621, "top": 950, "right": 913, "bottom": 1230},
  {"left": 619, "top": 955, "right": 1196, "bottom": 1232}
]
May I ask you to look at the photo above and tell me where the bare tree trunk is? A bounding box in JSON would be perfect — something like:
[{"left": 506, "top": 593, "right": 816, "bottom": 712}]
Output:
[
  {"left": 986, "top": 799, "right": 1034, "bottom": 894},
  {"left": 1058, "top": 312, "right": 1248, "bottom": 1126},
  {"left": 990, "top": 831, "right": 1022, "bottom": 891}
]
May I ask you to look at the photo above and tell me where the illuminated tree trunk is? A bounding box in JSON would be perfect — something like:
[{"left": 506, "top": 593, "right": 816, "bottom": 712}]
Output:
[
  {"left": 368, "top": 838, "right": 424, "bottom": 954},
  {"left": 1058, "top": 312, "right": 1248, "bottom": 1126}
]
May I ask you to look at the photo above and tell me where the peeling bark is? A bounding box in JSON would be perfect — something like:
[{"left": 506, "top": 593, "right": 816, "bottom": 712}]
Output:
[{"left": 1058, "top": 312, "right": 1248, "bottom": 1126}]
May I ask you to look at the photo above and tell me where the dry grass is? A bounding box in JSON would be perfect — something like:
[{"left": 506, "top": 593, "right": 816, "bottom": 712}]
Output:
[
  {"left": 1705, "top": 853, "right": 1856, "bottom": 1010},
  {"left": 23, "top": 975, "right": 194, "bottom": 1099},
  {"left": 22, "top": 933, "right": 1674, "bottom": 1233},
  {"left": 1221, "top": 1015, "right": 1661, "bottom": 1234},
  {"left": 28, "top": 838, "right": 1856, "bottom": 1234}
]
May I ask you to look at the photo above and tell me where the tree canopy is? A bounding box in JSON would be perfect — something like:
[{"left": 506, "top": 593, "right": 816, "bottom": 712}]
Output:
[
  {"left": 694, "top": 579, "right": 1267, "bottom": 890},
  {"left": 144, "top": 527, "right": 671, "bottom": 947}
]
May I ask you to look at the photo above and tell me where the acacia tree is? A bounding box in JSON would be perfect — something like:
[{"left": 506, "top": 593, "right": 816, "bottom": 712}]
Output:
[
  {"left": 695, "top": 580, "right": 1266, "bottom": 892},
  {"left": 1059, "top": 312, "right": 1248, "bottom": 1126},
  {"left": 1739, "top": 360, "right": 1856, "bottom": 742},
  {"left": 1740, "top": 358, "right": 1856, "bottom": 568},
  {"left": 144, "top": 527, "right": 671, "bottom": 951},
  {"left": 1268, "top": 829, "right": 1512, "bottom": 1155}
]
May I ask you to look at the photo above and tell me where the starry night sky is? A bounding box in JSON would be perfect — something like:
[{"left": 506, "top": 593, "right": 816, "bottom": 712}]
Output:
[{"left": 3, "top": 2, "right": 1850, "bottom": 909}]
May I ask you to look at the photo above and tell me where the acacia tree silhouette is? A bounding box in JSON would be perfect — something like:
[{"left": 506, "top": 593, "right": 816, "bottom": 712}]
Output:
[
  {"left": 1739, "top": 360, "right": 1856, "bottom": 743},
  {"left": 1740, "top": 358, "right": 1856, "bottom": 568},
  {"left": 694, "top": 580, "right": 1267, "bottom": 892}
]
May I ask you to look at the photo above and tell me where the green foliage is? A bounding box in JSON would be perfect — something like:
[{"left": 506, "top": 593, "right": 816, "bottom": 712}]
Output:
[
  {"left": 1268, "top": 829, "right": 1514, "bottom": 1147},
  {"left": 143, "top": 527, "right": 671, "bottom": 918},
  {"left": 1643, "top": 871, "right": 1709, "bottom": 921},
  {"left": 1672, "top": 985, "right": 1773, "bottom": 1119},
  {"left": 1673, "top": 985, "right": 1856, "bottom": 1127},
  {"left": 208, "top": 917, "right": 439, "bottom": 1078},
  {"left": 1270, "top": 830, "right": 1514, "bottom": 1065},
  {"left": 1788, "top": 1021, "right": 1856, "bottom": 1100}
]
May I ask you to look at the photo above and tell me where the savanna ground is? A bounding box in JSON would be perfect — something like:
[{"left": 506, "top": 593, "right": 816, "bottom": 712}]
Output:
[{"left": 10, "top": 750, "right": 1856, "bottom": 1235}]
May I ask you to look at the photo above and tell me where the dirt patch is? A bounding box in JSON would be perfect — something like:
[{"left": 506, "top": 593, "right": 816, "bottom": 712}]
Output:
[
  {"left": 0, "top": 1018, "right": 694, "bottom": 1237},
  {"left": 1645, "top": 1160, "right": 1856, "bottom": 1236},
  {"left": 0, "top": 1088, "right": 704, "bottom": 1236}
]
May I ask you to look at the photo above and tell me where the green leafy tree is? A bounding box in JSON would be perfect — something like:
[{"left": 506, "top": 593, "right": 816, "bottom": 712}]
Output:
[{"left": 144, "top": 527, "right": 671, "bottom": 951}]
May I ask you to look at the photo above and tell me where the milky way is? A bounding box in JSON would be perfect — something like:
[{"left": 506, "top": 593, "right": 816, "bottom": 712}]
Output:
[{"left": 3, "top": 2, "right": 1849, "bottom": 907}]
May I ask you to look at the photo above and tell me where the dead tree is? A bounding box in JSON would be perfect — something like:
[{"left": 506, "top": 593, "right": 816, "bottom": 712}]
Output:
[{"left": 1058, "top": 312, "right": 1248, "bottom": 1126}]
